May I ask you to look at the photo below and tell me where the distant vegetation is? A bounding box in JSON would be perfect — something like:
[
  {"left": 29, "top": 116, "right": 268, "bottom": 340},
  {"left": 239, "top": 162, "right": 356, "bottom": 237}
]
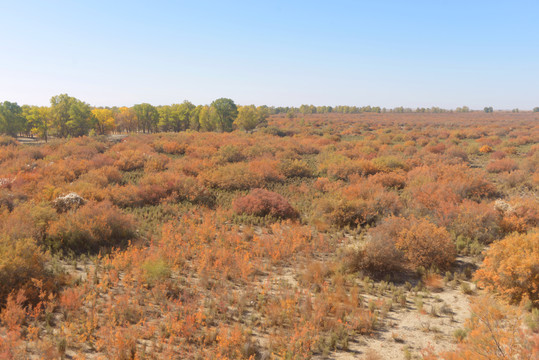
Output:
[{"left": 4, "top": 95, "right": 538, "bottom": 140}]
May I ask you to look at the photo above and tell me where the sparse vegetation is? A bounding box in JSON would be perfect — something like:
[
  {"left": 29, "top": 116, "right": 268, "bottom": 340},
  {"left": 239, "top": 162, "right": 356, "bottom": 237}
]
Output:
[{"left": 0, "top": 110, "right": 537, "bottom": 359}]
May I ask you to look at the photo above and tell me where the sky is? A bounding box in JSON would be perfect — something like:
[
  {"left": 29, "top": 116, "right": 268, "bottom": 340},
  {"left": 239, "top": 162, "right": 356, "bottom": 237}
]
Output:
[{"left": 1, "top": 0, "right": 538, "bottom": 109}]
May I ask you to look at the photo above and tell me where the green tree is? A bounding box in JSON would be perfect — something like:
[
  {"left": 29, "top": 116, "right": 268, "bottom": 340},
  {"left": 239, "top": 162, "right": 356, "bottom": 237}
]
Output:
[
  {"left": 50, "top": 94, "right": 94, "bottom": 137},
  {"left": 189, "top": 105, "right": 203, "bottom": 131},
  {"left": 484, "top": 106, "right": 493, "bottom": 113},
  {"left": 159, "top": 101, "right": 195, "bottom": 132},
  {"left": 133, "top": 103, "right": 159, "bottom": 133},
  {"left": 198, "top": 105, "right": 215, "bottom": 131},
  {"left": 210, "top": 98, "right": 238, "bottom": 132},
  {"left": 177, "top": 100, "right": 195, "bottom": 131},
  {"left": 234, "top": 105, "right": 269, "bottom": 131},
  {"left": 158, "top": 105, "right": 173, "bottom": 132},
  {"left": 68, "top": 99, "right": 94, "bottom": 136},
  {"left": 533, "top": 107, "right": 539, "bottom": 112},
  {"left": 0, "top": 101, "right": 26, "bottom": 137},
  {"left": 25, "top": 106, "right": 50, "bottom": 141}
]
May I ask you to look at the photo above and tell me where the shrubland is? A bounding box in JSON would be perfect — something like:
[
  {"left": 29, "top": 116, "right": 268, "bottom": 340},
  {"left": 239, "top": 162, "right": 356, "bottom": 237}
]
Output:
[{"left": 0, "top": 111, "right": 537, "bottom": 358}]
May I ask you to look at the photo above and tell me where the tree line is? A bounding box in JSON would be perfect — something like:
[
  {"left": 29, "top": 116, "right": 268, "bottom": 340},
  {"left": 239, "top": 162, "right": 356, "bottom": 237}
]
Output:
[
  {"left": 2, "top": 95, "right": 537, "bottom": 139},
  {"left": 0, "top": 95, "right": 269, "bottom": 140}
]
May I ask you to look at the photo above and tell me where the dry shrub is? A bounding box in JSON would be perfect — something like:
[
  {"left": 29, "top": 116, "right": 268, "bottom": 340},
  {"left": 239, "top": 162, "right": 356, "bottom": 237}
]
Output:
[
  {"left": 357, "top": 216, "right": 456, "bottom": 273},
  {"left": 280, "top": 159, "right": 314, "bottom": 178},
  {"left": 486, "top": 158, "right": 519, "bottom": 173},
  {"left": 249, "top": 159, "right": 284, "bottom": 183},
  {"left": 368, "top": 171, "right": 406, "bottom": 189},
  {"left": 395, "top": 217, "right": 456, "bottom": 270},
  {"left": 424, "top": 273, "right": 444, "bottom": 292},
  {"left": 46, "top": 201, "right": 136, "bottom": 253},
  {"left": 498, "top": 197, "right": 539, "bottom": 234},
  {"left": 322, "top": 157, "right": 378, "bottom": 180},
  {"left": 0, "top": 237, "right": 52, "bottom": 305},
  {"left": 114, "top": 150, "right": 146, "bottom": 171},
  {"left": 426, "top": 142, "right": 446, "bottom": 154},
  {"left": 216, "top": 144, "right": 246, "bottom": 163},
  {"left": 318, "top": 197, "right": 377, "bottom": 228},
  {"left": 80, "top": 166, "right": 123, "bottom": 186},
  {"left": 475, "top": 230, "right": 539, "bottom": 306},
  {"left": 111, "top": 173, "right": 214, "bottom": 207},
  {"left": 154, "top": 140, "right": 187, "bottom": 155},
  {"left": 423, "top": 296, "right": 537, "bottom": 359},
  {"left": 318, "top": 182, "right": 401, "bottom": 229},
  {"left": 202, "top": 162, "right": 263, "bottom": 190},
  {"left": 144, "top": 153, "right": 170, "bottom": 172},
  {"left": 490, "top": 150, "right": 507, "bottom": 160},
  {"left": 479, "top": 145, "right": 493, "bottom": 153},
  {"left": 448, "top": 200, "right": 501, "bottom": 244},
  {"left": 233, "top": 189, "right": 298, "bottom": 219},
  {"left": 446, "top": 146, "right": 469, "bottom": 162}
]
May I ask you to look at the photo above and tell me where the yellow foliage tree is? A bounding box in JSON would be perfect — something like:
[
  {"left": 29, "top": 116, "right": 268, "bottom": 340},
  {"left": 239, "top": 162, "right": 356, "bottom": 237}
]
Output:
[{"left": 91, "top": 108, "right": 115, "bottom": 135}]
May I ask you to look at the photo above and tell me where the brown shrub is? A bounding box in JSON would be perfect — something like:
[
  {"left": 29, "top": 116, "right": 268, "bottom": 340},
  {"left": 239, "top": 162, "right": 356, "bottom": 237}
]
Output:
[
  {"left": 280, "top": 159, "right": 314, "bottom": 178},
  {"left": 486, "top": 158, "right": 519, "bottom": 173},
  {"left": 114, "top": 150, "right": 146, "bottom": 171},
  {"left": 395, "top": 217, "right": 456, "bottom": 270},
  {"left": 233, "top": 189, "right": 298, "bottom": 219},
  {"left": 202, "top": 163, "right": 263, "bottom": 190},
  {"left": 46, "top": 201, "right": 136, "bottom": 253},
  {"left": 0, "top": 237, "right": 52, "bottom": 305},
  {"left": 448, "top": 200, "right": 501, "bottom": 244}
]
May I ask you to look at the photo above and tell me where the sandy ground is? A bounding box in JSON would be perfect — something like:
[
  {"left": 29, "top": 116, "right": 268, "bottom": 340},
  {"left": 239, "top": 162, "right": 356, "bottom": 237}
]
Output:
[{"left": 316, "top": 283, "right": 473, "bottom": 360}]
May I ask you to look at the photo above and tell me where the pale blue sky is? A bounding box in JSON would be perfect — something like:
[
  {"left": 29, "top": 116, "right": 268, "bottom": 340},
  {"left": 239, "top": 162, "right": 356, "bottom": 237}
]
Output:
[{"left": 1, "top": 1, "right": 538, "bottom": 109}]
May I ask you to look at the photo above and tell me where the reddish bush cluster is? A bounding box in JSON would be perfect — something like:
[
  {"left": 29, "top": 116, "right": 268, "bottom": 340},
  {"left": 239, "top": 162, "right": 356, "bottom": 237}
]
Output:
[{"left": 233, "top": 188, "right": 298, "bottom": 219}]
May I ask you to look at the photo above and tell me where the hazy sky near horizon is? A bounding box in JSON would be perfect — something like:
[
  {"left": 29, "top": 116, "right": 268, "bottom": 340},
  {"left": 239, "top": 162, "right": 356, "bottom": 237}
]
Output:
[{"left": 1, "top": 0, "right": 538, "bottom": 109}]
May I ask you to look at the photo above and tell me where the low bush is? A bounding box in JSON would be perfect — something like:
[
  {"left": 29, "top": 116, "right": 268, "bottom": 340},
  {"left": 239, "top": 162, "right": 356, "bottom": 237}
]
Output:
[
  {"left": 233, "top": 189, "right": 298, "bottom": 219},
  {"left": 486, "top": 158, "right": 519, "bottom": 173},
  {"left": 46, "top": 201, "right": 137, "bottom": 253},
  {"left": 280, "top": 159, "right": 314, "bottom": 178},
  {"left": 114, "top": 150, "right": 146, "bottom": 171},
  {"left": 395, "top": 217, "right": 456, "bottom": 270},
  {"left": 0, "top": 237, "right": 53, "bottom": 305},
  {"left": 202, "top": 163, "right": 263, "bottom": 190}
]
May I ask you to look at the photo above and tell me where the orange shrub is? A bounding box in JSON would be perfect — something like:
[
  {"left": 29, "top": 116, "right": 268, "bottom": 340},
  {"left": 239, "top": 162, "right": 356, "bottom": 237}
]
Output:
[
  {"left": 248, "top": 159, "right": 284, "bottom": 183},
  {"left": 486, "top": 158, "right": 519, "bottom": 173},
  {"left": 0, "top": 237, "right": 52, "bottom": 305},
  {"left": 154, "top": 140, "right": 187, "bottom": 155},
  {"left": 448, "top": 200, "right": 501, "bottom": 244},
  {"left": 368, "top": 171, "right": 406, "bottom": 189},
  {"left": 114, "top": 150, "right": 146, "bottom": 171},
  {"left": 144, "top": 153, "right": 170, "bottom": 172},
  {"left": 347, "top": 218, "right": 406, "bottom": 274},
  {"left": 498, "top": 197, "right": 539, "bottom": 234},
  {"left": 479, "top": 145, "right": 493, "bottom": 153},
  {"left": 233, "top": 189, "right": 298, "bottom": 219},
  {"left": 490, "top": 150, "right": 507, "bottom": 160},
  {"left": 280, "top": 159, "right": 314, "bottom": 178},
  {"left": 318, "top": 197, "right": 376, "bottom": 228},
  {"left": 395, "top": 217, "right": 456, "bottom": 270},
  {"left": 318, "top": 181, "right": 401, "bottom": 229},
  {"left": 202, "top": 163, "right": 263, "bottom": 190},
  {"left": 322, "top": 158, "right": 378, "bottom": 180},
  {"left": 475, "top": 230, "right": 539, "bottom": 305},
  {"left": 46, "top": 201, "right": 136, "bottom": 253}
]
